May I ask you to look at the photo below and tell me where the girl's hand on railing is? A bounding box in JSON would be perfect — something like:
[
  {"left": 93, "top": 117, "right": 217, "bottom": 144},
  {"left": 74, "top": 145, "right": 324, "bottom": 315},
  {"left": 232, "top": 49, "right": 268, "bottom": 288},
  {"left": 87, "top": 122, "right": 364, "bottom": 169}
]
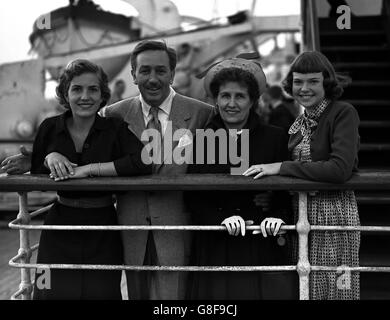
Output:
[
  {"left": 221, "top": 216, "right": 253, "bottom": 236},
  {"left": 243, "top": 162, "right": 282, "bottom": 179},
  {"left": 253, "top": 191, "right": 272, "bottom": 211},
  {"left": 253, "top": 218, "right": 285, "bottom": 237},
  {"left": 45, "top": 152, "right": 77, "bottom": 180}
]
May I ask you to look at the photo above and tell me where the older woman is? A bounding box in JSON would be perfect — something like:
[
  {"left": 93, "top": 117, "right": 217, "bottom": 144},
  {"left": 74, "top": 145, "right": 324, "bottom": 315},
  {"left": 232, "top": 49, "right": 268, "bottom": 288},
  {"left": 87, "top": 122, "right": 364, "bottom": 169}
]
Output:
[
  {"left": 244, "top": 51, "right": 360, "bottom": 300},
  {"left": 185, "top": 57, "right": 298, "bottom": 300},
  {"left": 30, "top": 59, "right": 151, "bottom": 299}
]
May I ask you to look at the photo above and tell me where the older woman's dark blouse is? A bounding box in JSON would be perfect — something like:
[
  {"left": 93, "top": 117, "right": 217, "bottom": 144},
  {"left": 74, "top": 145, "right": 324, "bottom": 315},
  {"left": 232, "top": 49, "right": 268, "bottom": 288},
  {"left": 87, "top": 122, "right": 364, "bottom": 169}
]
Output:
[{"left": 30, "top": 110, "right": 151, "bottom": 198}]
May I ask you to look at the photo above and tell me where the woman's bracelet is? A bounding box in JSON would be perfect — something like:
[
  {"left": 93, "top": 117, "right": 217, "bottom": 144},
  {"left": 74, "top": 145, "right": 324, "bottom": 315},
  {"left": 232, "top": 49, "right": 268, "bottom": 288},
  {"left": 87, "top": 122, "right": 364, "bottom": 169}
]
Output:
[
  {"left": 89, "top": 163, "right": 102, "bottom": 177},
  {"left": 89, "top": 164, "right": 94, "bottom": 177}
]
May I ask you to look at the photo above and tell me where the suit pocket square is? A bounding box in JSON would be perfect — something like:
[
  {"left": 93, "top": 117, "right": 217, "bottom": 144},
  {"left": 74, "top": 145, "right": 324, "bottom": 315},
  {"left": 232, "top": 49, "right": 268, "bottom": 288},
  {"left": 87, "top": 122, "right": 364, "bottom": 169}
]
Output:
[{"left": 177, "top": 134, "right": 193, "bottom": 148}]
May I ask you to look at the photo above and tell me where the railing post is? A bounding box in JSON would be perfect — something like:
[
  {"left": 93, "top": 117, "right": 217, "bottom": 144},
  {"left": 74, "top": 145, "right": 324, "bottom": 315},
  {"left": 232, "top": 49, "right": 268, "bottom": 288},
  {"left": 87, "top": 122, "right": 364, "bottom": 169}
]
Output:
[
  {"left": 297, "top": 191, "right": 311, "bottom": 300},
  {"left": 16, "top": 192, "right": 33, "bottom": 300}
]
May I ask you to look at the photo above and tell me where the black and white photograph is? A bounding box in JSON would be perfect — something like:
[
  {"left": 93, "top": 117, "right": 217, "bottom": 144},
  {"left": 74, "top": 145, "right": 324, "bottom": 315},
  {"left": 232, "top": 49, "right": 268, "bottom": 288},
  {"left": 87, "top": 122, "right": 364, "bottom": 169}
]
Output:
[{"left": 0, "top": 0, "right": 389, "bottom": 311}]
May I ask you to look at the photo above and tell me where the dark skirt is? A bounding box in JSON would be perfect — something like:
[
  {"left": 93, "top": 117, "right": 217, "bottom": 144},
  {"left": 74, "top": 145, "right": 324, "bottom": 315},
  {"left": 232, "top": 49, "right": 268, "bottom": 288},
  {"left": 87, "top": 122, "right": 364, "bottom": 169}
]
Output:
[
  {"left": 33, "top": 202, "right": 123, "bottom": 300},
  {"left": 187, "top": 229, "right": 299, "bottom": 300}
]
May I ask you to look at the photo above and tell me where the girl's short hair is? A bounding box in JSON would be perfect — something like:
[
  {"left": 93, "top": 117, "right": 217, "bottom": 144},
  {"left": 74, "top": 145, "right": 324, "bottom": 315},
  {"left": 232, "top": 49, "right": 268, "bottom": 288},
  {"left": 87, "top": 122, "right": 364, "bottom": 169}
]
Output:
[
  {"left": 210, "top": 67, "right": 260, "bottom": 105},
  {"left": 56, "top": 59, "right": 111, "bottom": 109},
  {"left": 282, "top": 51, "right": 350, "bottom": 100}
]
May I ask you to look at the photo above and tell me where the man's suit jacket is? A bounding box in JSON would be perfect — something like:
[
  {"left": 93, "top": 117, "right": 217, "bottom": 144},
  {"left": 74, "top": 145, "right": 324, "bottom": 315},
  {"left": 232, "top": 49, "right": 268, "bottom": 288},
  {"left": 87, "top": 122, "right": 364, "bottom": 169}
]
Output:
[{"left": 104, "top": 93, "right": 213, "bottom": 268}]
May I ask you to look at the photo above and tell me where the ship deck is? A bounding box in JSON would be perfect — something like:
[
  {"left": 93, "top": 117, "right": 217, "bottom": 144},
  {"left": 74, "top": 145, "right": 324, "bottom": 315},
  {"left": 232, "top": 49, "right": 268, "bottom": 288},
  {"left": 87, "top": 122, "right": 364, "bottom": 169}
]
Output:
[
  {"left": 0, "top": 226, "right": 40, "bottom": 300},
  {"left": 0, "top": 223, "right": 128, "bottom": 300}
]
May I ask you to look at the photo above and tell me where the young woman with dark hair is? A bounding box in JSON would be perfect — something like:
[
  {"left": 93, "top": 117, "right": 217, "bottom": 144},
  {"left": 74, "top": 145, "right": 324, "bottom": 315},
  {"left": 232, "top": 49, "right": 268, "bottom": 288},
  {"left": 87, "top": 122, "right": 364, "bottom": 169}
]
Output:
[{"left": 31, "top": 59, "right": 151, "bottom": 299}]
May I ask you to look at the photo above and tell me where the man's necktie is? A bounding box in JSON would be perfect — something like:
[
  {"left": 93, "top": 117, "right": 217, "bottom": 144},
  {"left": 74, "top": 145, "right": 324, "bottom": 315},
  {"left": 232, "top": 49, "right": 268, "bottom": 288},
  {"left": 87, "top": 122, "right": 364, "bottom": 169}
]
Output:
[{"left": 146, "top": 106, "right": 163, "bottom": 166}]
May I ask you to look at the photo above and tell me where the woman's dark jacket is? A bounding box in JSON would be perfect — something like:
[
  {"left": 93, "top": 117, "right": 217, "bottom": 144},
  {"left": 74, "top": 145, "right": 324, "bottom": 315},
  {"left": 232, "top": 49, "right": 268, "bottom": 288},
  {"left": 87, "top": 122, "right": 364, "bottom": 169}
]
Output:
[{"left": 280, "top": 101, "right": 360, "bottom": 183}]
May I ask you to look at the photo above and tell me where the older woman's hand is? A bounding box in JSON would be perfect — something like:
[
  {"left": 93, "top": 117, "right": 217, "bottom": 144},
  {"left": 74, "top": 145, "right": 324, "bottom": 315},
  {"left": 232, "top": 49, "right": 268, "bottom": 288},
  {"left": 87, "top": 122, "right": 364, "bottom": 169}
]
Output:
[
  {"left": 253, "top": 218, "right": 285, "bottom": 237},
  {"left": 243, "top": 162, "right": 282, "bottom": 179},
  {"left": 45, "top": 152, "right": 77, "bottom": 180},
  {"left": 221, "top": 216, "right": 254, "bottom": 236}
]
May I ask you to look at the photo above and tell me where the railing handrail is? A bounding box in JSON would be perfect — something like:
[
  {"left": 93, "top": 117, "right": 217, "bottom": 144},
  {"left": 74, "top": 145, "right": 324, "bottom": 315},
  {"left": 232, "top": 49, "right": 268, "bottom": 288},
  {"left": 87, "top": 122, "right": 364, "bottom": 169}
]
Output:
[
  {"left": 1, "top": 171, "right": 390, "bottom": 192},
  {"left": 5, "top": 171, "right": 390, "bottom": 300}
]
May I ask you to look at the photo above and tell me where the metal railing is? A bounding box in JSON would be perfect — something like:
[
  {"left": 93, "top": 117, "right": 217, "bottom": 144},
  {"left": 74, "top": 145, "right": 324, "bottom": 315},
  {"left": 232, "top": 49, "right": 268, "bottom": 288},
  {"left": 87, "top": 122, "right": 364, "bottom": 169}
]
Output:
[{"left": 2, "top": 171, "right": 390, "bottom": 300}]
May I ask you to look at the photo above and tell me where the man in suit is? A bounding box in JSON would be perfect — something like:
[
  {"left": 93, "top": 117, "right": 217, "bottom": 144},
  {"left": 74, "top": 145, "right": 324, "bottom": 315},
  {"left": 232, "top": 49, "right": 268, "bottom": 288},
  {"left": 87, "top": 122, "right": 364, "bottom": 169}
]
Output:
[{"left": 102, "top": 40, "right": 213, "bottom": 299}]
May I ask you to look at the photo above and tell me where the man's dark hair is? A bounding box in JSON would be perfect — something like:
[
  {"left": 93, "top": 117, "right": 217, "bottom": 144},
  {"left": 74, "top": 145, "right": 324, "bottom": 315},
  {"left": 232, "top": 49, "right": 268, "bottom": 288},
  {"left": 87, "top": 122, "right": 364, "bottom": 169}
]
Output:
[{"left": 131, "top": 40, "right": 177, "bottom": 71}]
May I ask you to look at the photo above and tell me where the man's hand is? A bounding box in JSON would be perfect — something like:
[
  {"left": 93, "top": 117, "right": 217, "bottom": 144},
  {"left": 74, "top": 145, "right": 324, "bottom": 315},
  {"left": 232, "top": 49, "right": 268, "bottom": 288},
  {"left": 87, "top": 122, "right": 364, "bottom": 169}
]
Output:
[
  {"left": 1, "top": 146, "right": 31, "bottom": 174},
  {"left": 45, "top": 152, "right": 77, "bottom": 180}
]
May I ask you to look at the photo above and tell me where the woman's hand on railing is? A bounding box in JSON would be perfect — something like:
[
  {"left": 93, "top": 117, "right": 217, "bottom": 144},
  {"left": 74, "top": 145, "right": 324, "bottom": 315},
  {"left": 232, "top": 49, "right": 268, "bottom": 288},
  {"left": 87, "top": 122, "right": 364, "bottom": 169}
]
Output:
[
  {"left": 243, "top": 162, "right": 282, "bottom": 179},
  {"left": 1, "top": 145, "right": 31, "bottom": 174},
  {"left": 253, "top": 218, "right": 285, "bottom": 237},
  {"left": 221, "top": 216, "right": 254, "bottom": 236},
  {"left": 50, "top": 165, "right": 90, "bottom": 181},
  {"left": 69, "top": 165, "right": 89, "bottom": 179},
  {"left": 45, "top": 152, "right": 77, "bottom": 180},
  {"left": 253, "top": 191, "right": 272, "bottom": 211}
]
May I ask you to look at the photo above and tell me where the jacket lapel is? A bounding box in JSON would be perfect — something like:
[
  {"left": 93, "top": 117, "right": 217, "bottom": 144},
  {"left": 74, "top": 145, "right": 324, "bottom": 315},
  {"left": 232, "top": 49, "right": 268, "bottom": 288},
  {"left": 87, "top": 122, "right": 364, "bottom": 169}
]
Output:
[{"left": 123, "top": 98, "right": 147, "bottom": 144}]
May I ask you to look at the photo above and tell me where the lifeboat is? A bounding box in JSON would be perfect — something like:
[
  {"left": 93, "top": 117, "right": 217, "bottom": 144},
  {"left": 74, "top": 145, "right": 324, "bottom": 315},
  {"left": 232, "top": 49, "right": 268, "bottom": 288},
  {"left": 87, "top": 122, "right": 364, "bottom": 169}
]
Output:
[{"left": 29, "top": 0, "right": 140, "bottom": 81}]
